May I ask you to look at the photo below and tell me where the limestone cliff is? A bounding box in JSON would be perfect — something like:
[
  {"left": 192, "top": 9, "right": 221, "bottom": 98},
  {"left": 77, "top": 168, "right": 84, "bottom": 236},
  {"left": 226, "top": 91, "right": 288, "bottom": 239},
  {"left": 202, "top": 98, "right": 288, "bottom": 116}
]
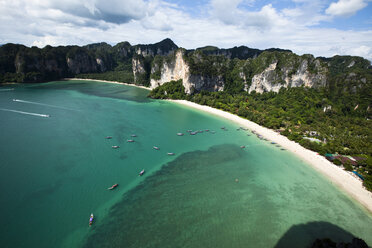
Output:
[
  {"left": 1, "top": 39, "right": 370, "bottom": 94},
  {"left": 149, "top": 49, "right": 332, "bottom": 95},
  {"left": 66, "top": 56, "right": 97, "bottom": 75},
  {"left": 150, "top": 50, "right": 224, "bottom": 94},
  {"left": 150, "top": 50, "right": 189, "bottom": 90},
  {"left": 247, "top": 57, "right": 327, "bottom": 93},
  {"left": 132, "top": 56, "right": 148, "bottom": 85},
  {"left": 134, "top": 38, "right": 178, "bottom": 57}
]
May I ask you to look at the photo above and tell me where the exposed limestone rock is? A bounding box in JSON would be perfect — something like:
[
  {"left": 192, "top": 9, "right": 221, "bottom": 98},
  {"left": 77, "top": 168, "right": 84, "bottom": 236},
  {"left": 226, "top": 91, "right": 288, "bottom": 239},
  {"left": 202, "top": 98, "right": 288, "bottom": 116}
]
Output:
[
  {"left": 134, "top": 38, "right": 178, "bottom": 57},
  {"left": 2, "top": 39, "right": 369, "bottom": 93},
  {"left": 187, "top": 74, "right": 225, "bottom": 93},
  {"left": 248, "top": 62, "right": 282, "bottom": 93},
  {"left": 151, "top": 50, "right": 329, "bottom": 95},
  {"left": 132, "top": 57, "right": 146, "bottom": 83},
  {"left": 150, "top": 50, "right": 224, "bottom": 94},
  {"left": 248, "top": 59, "right": 327, "bottom": 93},
  {"left": 135, "top": 47, "right": 154, "bottom": 57},
  {"left": 285, "top": 59, "right": 327, "bottom": 88},
  {"left": 348, "top": 61, "right": 355, "bottom": 68},
  {"left": 150, "top": 50, "right": 189, "bottom": 90},
  {"left": 323, "top": 105, "right": 332, "bottom": 112},
  {"left": 96, "top": 58, "right": 105, "bottom": 72}
]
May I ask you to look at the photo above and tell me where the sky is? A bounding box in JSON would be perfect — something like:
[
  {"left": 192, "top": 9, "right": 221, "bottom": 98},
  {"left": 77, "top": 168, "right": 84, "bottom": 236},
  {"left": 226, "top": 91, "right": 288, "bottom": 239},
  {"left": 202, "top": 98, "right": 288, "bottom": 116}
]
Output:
[{"left": 0, "top": 0, "right": 371, "bottom": 60}]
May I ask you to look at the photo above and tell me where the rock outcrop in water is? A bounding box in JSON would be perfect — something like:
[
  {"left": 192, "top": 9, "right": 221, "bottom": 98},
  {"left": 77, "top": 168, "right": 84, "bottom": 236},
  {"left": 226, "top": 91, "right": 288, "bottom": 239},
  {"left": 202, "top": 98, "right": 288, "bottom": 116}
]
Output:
[{"left": 0, "top": 38, "right": 370, "bottom": 96}]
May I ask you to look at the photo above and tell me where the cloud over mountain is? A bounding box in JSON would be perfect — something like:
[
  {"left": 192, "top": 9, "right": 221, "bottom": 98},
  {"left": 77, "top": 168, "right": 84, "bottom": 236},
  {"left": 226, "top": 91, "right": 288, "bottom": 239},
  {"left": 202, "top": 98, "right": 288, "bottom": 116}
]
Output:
[{"left": 0, "top": 0, "right": 371, "bottom": 61}]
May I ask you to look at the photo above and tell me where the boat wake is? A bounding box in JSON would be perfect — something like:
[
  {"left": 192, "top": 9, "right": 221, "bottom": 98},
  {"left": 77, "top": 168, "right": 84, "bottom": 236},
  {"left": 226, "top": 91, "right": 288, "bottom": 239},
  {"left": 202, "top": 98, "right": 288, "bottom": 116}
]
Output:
[
  {"left": 0, "top": 88, "right": 14, "bottom": 92},
  {"left": 0, "top": 108, "right": 50, "bottom": 118},
  {"left": 12, "top": 99, "right": 76, "bottom": 111}
]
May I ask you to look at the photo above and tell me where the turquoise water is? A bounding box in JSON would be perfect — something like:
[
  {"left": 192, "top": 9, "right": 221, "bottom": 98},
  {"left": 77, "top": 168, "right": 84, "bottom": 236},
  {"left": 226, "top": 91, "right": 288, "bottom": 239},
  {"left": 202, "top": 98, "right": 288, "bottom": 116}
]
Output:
[{"left": 0, "top": 80, "right": 371, "bottom": 248}]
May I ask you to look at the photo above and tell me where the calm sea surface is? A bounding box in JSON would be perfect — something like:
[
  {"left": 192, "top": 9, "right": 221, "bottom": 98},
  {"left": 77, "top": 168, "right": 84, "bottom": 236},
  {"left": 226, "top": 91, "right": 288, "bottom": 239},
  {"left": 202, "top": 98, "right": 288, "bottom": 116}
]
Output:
[{"left": 0, "top": 80, "right": 371, "bottom": 248}]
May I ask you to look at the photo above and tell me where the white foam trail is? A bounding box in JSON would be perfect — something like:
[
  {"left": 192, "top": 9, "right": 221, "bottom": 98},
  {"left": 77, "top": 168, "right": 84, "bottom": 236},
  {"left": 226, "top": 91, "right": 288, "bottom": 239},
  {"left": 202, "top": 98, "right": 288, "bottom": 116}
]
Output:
[
  {"left": 0, "top": 88, "right": 14, "bottom": 92},
  {"left": 0, "top": 108, "right": 50, "bottom": 118},
  {"left": 12, "top": 99, "right": 76, "bottom": 111}
]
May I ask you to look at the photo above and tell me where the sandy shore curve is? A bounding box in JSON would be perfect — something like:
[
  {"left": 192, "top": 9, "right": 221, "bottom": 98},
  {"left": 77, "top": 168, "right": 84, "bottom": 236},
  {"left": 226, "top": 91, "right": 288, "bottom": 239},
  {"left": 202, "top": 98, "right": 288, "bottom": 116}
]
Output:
[
  {"left": 63, "top": 78, "right": 151, "bottom": 90},
  {"left": 170, "top": 99, "right": 372, "bottom": 213}
]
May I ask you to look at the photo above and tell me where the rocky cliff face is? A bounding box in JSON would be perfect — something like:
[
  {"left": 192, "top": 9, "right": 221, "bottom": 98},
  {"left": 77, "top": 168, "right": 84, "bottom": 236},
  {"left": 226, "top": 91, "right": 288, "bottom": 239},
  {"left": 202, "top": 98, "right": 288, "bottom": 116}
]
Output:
[
  {"left": 150, "top": 50, "right": 189, "bottom": 89},
  {"left": 134, "top": 38, "right": 178, "bottom": 57},
  {"left": 1, "top": 39, "right": 370, "bottom": 94},
  {"left": 149, "top": 49, "right": 332, "bottom": 94},
  {"left": 247, "top": 58, "right": 327, "bottom": 93},
  {"left": 132, "top": 56, "right": 147, "bottom": 83},
  {"left": 66, "top": 56, "right": 97, "bottom": 75},
  {"left": 159, "top": 52, "right": 367, "bottom": 95},
  {"left": 150, "top": 50, "right": 224, "bottom": 93}
]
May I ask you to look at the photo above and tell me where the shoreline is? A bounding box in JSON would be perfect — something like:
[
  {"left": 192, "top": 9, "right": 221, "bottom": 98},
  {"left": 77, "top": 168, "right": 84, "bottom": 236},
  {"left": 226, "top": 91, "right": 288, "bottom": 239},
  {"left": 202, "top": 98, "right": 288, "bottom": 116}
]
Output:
[
  {"left": 170, "top": 99, "right": 372, "bottom": 213},
  {"left": 63, "top": 78, "right": 151, "bottom": 90}
]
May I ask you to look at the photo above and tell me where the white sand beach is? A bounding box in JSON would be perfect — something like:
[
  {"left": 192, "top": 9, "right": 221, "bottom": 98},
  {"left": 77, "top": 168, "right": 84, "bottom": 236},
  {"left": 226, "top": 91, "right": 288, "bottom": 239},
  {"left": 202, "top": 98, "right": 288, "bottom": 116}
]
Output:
[
  {"left": 170, "top": 100, "right": 372, "bottom": 213},
  {"left": 64, "top": 78, "right": 151, "bottom": 90}
]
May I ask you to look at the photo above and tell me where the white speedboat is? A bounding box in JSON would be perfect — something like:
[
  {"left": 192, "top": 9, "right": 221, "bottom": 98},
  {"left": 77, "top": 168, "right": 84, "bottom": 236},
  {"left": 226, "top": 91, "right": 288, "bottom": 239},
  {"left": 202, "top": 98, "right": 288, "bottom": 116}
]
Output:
[{"left": 108, "top": 184, "right": 118, "bottom": 190}]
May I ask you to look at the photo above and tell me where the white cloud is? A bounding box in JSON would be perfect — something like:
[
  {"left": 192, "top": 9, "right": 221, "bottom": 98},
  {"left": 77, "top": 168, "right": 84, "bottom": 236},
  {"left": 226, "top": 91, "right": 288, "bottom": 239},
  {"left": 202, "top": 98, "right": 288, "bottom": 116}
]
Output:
[
  {"left": 282, "top": 0, "right": 331, "bottom": 26},
  {"left": 326, "top": 0, "right": 370, "bottom": 17},
  {"left": 244, "top": 4, "right": 290, "bottom": 28},
  {"left": 210, "top": 0, "right": 290, "bottom": 30},
  {"left": 0, "top": 0, "right": 371, "bottom": 62},
  {"left": 32, "top": 36, "right": 60, "bottom": 47},
  {"left": 210, "top": 0, "right": 243, "bottom": 25},
  {"left": 347, "top": 45, "right": 372, "bottom": 59},
  {"left": 140, "top": 1, "right": 177, "bottom": 31}
]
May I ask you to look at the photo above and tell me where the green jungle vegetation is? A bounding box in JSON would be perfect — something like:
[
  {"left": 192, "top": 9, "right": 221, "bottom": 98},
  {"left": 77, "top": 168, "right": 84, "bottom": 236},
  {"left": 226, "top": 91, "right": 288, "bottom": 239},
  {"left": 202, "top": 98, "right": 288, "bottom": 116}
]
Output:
[{"left": 149, "top": 80, "right": 372, "bottom": 191}]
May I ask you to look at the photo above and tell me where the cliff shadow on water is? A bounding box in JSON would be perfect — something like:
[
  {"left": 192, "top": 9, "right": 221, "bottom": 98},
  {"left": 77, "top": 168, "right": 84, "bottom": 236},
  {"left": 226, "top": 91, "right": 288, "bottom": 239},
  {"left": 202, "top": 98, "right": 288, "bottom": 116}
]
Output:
[
  {"left": 274, "top": 221, "right": 368, "bottom": 248},
  {"left": 82, "top": 143, "right": 371, "bottom": 248},
  {"left": 83, "top": 144, "right": 262, "bottom": 248}
]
